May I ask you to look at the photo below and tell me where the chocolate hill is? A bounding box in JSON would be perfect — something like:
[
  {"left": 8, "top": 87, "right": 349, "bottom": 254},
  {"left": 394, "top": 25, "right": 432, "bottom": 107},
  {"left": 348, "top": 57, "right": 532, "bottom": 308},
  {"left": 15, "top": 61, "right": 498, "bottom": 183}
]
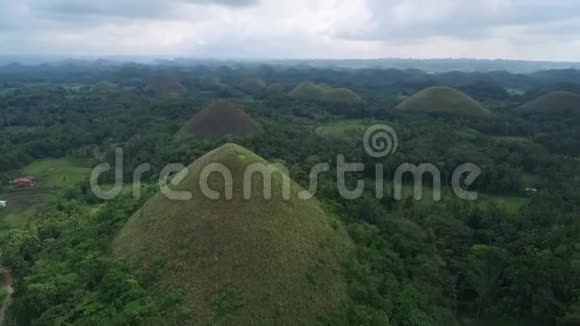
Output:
[
  {"left": 176, "top": 101, "right": 259, "bottom": 139},
  {"left": 396, "top": 86, "right": 491, "bottom": 117},
  {"left": 145, "top": 74, "right": 187, "bottom": 95},
  {"left": 113, "top": 144, "right": 352, "bottom": 325},
  {"left": 519, "top": 91, "right": 580, "bottom": 115}
]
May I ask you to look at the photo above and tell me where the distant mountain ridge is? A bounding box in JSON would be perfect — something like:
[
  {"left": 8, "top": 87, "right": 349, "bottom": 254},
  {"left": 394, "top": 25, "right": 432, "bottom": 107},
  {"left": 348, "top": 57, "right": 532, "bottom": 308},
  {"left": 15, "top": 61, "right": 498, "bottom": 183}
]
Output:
[{"left": 2, "top": 56, "right": 580, "bottom": 73}]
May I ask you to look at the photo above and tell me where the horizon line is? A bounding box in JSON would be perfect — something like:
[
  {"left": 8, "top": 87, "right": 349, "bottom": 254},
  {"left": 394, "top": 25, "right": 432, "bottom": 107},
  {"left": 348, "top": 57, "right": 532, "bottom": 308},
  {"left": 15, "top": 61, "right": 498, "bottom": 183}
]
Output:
[{"left": 1, "top": 54, "right": 580, "bottom": 64}]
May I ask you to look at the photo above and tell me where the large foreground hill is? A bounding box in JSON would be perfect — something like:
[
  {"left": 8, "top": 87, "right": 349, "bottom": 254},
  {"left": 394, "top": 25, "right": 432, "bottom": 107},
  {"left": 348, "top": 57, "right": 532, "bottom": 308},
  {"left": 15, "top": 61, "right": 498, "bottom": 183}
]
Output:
[{"left": 113, "top": 144, "right": 352, "bottom": 325}]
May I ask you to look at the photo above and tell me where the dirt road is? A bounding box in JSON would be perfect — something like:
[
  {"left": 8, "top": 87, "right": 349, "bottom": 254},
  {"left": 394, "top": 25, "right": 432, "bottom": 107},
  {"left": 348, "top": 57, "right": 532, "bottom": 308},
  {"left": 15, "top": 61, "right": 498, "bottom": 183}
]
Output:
[{"left": 0, "top": 269, "right": 14, "bottom": 326}]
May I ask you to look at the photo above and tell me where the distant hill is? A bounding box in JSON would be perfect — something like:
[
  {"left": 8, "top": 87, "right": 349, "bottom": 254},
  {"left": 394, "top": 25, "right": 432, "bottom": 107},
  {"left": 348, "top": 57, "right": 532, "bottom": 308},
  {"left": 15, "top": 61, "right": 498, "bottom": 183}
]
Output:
[
  {"left": 289, "top": 81, "right": 326, "bottom": 101},
  {"left": 145, "top": 74, "right": 187, "bottom": 95},
  {"left": 262, "top": 58, "right": 580, "bottom": 73},
  {"left": 289, "top": 81, "right": 365, "bottom": 105},
  {"left": 176, "top": 101, "right": 259, "bottom": 139},
  {"left": 396, "top": 86, "right": 491, "bottom": 117},
  {"left": 520, "top": 91, "right": 580, "bottom": 115},
  {"left": 113, "top": 143, "right": 352, "bottom": 325},
  {"left": 198, "top": 75, "right": 224, "bottom": 91},
  {"left": 238, "top": 77, "right": 267, "bottom": 94}
]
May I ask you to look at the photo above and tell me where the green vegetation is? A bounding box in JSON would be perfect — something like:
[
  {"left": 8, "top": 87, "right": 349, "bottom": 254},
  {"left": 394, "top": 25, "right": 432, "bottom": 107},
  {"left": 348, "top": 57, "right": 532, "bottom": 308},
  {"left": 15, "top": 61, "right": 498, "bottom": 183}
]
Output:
[
  {"left": 0, "top": 187, "right": 159, "bottom": 325},
  {"left": 1, "top": 62, "right": 580, "bottom": 326},
  {"left": 113, "top": 144, "right": 352, "bottom": 325},
  {"left": 176, "top": 100, "right": 259, "bottom": 139},
  {"left": 520, "top": 91, "right": 580, "bottom": 115},
  {"left": 92, "top": 81, "right": 121, "bottom": 94},
  {"left": 396, "top": 86, "right": 492, "bottom": 116}
]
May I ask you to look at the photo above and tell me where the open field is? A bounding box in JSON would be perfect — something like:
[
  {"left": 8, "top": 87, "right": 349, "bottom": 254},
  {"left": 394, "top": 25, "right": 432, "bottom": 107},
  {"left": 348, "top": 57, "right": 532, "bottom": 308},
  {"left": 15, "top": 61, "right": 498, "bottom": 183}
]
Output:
[
  {"left": 385, "top": 183, "right": 528, "bottom": 213},
  {"left": 316, "top": 119, "right": 379, "bottom": 136},
  {"left": 20, "top": 158, "right": 92, "bottom": 188},
  {"left": 0, "top": 158, "right": 92, "bottom": 234},
  {"left": 476, "top": 193, "right": 529, "bottom": 213}
]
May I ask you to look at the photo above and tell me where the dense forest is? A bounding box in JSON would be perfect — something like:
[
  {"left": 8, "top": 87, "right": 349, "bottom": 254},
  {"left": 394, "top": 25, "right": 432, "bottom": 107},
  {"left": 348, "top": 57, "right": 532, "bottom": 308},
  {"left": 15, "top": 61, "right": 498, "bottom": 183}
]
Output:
[{"left": 0, "top": 61, "right": 580, "bottom": 325}]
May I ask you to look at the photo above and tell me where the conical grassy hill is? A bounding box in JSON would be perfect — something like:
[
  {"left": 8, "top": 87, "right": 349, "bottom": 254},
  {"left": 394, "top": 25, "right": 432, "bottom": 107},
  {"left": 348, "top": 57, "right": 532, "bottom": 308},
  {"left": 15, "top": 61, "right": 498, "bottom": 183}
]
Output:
[
  {"left": 176, "top": 101, "right": 259, "bottom": 139},
  {"left": 113, "top": 144, "right": 352, "bottom": 325},
  {"left": 396, "top": 86, "right": 491, "bottom": 117},
  {"left": 520, "top": 91, "right": 580, "bottom": 115},
  {"left": 289, "top": 81, "right": 365, "bottom": 105},
  {"left": 145, "top": 74, "right": 187, "bottom": 95}
]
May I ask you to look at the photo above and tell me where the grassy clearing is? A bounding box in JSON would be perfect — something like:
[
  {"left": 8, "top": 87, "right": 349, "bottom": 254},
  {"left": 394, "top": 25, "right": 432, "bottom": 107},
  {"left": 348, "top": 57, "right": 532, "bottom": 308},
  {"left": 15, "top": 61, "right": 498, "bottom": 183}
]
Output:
[
  {"left": 0, "top": 158, "right": 92, "bottom": 234},
  {"left": 476, "top": 194, "right": 529, "bottom": 214},
  {"left": 384, "top": 183, "right": 528, "bottom": 213},
  {"left": 20, "top": 158, "right": 92, "bottom": 188},
  {"left": 316, "top": 119, "right": 378, "bottom": 136}
]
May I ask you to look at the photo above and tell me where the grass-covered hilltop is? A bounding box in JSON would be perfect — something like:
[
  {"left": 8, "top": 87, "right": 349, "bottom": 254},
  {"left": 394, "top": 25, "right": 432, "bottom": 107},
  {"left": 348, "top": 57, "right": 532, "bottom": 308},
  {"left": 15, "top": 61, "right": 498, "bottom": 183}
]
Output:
[
  {"left": 289, "top": 81, "right": 366, "bottom": 106},
  {"left": 519, "top": 91, "right": 580, "bottom": 115},
  {"left": 145, "top": 73, "right": 187, "bottom": 95},
  {"left": 176, "top": 100, "right": 259, "bottom": 139},
  {"left": 113, "top": 144, "right": 352, "bottom": 325},
  {"left": 396, "top": 86, "right": 491, "bottom": 116},
  {"left": 239, "top": 76, "right": 268, "bottom": 94}
]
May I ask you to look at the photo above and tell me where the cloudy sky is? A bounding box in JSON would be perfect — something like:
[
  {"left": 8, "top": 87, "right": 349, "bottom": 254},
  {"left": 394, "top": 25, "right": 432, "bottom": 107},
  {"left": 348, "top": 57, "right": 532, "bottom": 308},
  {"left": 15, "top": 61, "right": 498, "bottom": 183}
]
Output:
[{"left": 2, "top": 0, "right": 580, "bottom": 60}]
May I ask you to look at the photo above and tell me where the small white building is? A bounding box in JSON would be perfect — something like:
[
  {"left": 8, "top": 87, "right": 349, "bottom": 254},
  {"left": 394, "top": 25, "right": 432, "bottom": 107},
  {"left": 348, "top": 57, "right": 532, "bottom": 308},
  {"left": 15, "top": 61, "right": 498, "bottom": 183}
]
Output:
[{"left": 0, "top": 200, "right": 7, "bottom": 208}]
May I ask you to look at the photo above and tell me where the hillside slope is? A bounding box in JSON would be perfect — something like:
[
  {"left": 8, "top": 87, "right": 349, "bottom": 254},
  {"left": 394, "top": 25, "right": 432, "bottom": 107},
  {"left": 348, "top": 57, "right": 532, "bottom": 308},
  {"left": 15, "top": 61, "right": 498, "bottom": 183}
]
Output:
[
  {"left": 176, "top": 101, "right": 259, "bottom": 139},
  {"left": 113, "top": 144, "right": 352, "bottom": 325},
  {"left": 520, "top": 91, "right": 580, "bottom": 115},
  {"left": 289, "top": 81, "right": 365, "bottom": 105},
  {"left": 396, "top": 86, "right": 491, "bottom": 116},
  {"left": 145, "top": 74, "right": 187, "bottom": 95}
]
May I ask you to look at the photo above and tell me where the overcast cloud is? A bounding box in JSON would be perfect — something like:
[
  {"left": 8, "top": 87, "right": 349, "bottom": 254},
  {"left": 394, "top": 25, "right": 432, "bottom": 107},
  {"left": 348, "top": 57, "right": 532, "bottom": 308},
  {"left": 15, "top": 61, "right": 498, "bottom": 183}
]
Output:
[{"left": 1, "top": 0, "right": 580, "bottom": 60}]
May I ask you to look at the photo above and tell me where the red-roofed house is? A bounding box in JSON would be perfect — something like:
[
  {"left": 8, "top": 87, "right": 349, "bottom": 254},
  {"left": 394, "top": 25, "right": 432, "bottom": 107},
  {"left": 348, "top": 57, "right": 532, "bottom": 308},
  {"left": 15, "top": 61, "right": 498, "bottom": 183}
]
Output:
[{"left": 13, "top": 177, "right": 34, "bottom": 189}]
